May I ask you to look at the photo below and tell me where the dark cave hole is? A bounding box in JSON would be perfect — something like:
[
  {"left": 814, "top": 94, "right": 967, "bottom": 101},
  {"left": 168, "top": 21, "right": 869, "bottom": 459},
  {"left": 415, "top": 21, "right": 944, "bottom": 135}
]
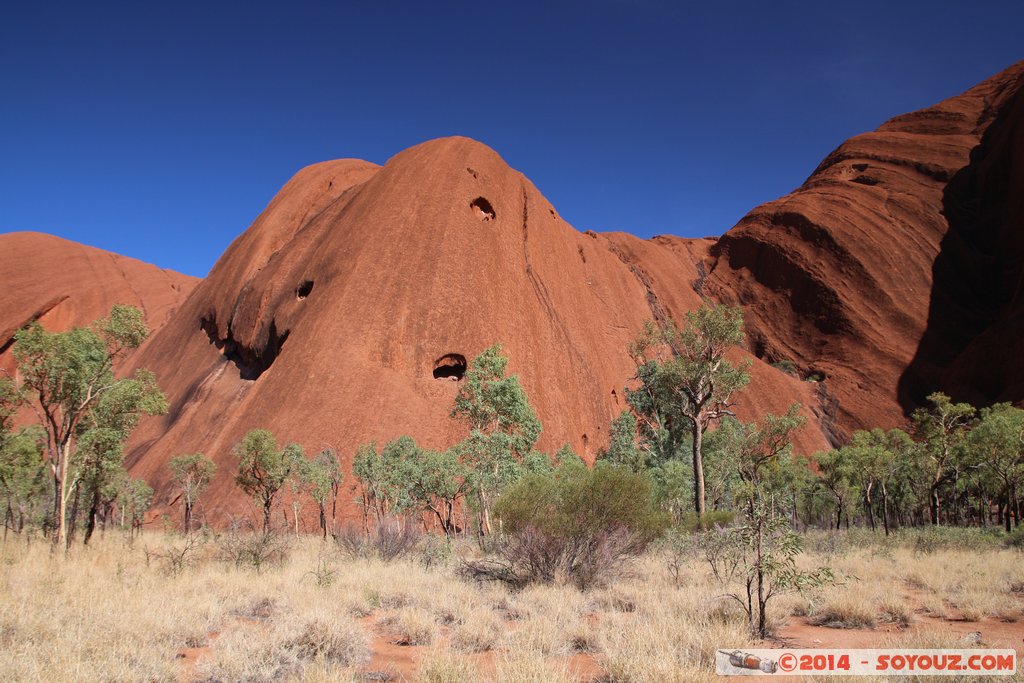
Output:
[
  {"left": 296, "top": 280, "right": 314, "bottom": 300},
  {"left": 200, "top": 315, "right": 289, "bottom": 381},
  {"left": 470, "top": 197, "right": 496, "bottom": 221},
  {"left": 433, "top": 353, "right": 467, "bottom": 381}
]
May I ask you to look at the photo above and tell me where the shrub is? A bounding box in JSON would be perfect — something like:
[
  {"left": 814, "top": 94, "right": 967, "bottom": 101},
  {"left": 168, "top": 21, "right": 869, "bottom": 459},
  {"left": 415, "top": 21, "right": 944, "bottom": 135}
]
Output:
[
  {"left": 460, "top": 463, "right": 666, "bottom": 590},
  {"left": 771, "top": 359, "right": 798, "bottom": 375},
  {"left": 676, "top": 510, "right": 735, "bottom": 532},
  {"left": 217, "top": 529, "right": 293, "bottom": 573},
  {"left": 333, "top": 518, "right": 421, "bottom": 562},
  {"left": 143, "top": 530, "right": 209, "bottom": 576},
  {"left": 808, "top": 599, "right": 877, "bottom": 629},
  {"left": 905, "top": 526, "right": 1003, "bottom": 554},
  {"left": 1004, "top": 527, "right": 1024, "bottom": 550}
]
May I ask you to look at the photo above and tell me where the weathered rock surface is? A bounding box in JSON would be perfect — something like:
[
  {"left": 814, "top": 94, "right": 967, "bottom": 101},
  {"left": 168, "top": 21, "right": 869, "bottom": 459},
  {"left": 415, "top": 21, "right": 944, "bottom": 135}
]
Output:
[
  {"left": 4, "top": 61, "right": 1022, "bottom": 521},
  {"left": 114, "top": 142, "right": 826, "bottom": 516},
  {"left": 705, "top": 61, "right": 1024, "bottom": 442},
  {"left": 0, "top": 231, "right": 197, "bottom": 374}
]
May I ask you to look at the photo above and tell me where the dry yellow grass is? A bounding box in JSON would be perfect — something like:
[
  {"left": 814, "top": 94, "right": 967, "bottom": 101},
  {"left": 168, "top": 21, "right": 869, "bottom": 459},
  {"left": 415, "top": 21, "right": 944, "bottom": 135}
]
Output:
[{"left": 0, "top": 530, "right": 1019, "bottom": 682}]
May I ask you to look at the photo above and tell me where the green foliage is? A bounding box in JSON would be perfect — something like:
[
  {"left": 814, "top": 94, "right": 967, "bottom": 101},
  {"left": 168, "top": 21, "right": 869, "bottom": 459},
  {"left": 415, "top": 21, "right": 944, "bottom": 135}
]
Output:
[
  {"left": 168, "top": 453, "right": 216, "bottom": 533},
  {"left": 234, "top": 429, "right": 304, "bottom": 532},
  {"left": 351, "top": 436, "right": 418, "bottom": 520},
  {"left": 597, "top": 411, "right": 645, "bottom": 473},
  {"left": 452, "top": 345, "right": 541, "bottom": 447},
  {"left": 497, "top": 462, "right": 666, "bottom": 541},
  {"left": 96, "top": 304, "right": 150, "bottom": 351},
  {"left": 912, "top": 392, "right": 975, "bottom": 526},
  {"left": 468, "top": 462, "right": 667, "bottom": 589},
  {"left": 0, "top": 426, "right": 48, "bottom": 533},
  {"left": 648, "top": 459, "right": 692, "bottom": 523},
  {"left": 352, "top": 437, "right": 472, "bottom": 536},
  {"left": 720, "top": 404, "right": 806, "bottom": 494},
  {"left": 0, "top": 376, "right": 20, "bottom": 437},
  {"left": 304, "top": 449, "right": 341, "bottom": 508},
  {"left": 301, "top": 448, "right": 343, "bottom": 537},
  {"left": 770, "top": 359, "right": 798, "bottom": 375},
  {"left": 120, "top": 477, "right": 153, "bottom": 536},
  {"left": 552, "top": 443, "right": 584, "bottom": 469},
  {"left": 966, "top": 403, "right": 1024, "bottom": 532},
  {"left": 11, "top": 305, "right": 165, "bottom": 546},
  {"left": 406, "top": 446, "right": 471, "bottom": 534},
  {"left": 1004, "top": 527, "right": 1024, "bottom": 550},
  {"left": 699, "top": 497, "right": 835, "bottom": 637},
  {"left": 674, "top": 509, "right": 736, "bottom": 532},
  {"left": 450, "top": 344, "right": 542, "bottom": 536},
  {"left": 628, "top": 304, "right": 751, "bottom": 518}
]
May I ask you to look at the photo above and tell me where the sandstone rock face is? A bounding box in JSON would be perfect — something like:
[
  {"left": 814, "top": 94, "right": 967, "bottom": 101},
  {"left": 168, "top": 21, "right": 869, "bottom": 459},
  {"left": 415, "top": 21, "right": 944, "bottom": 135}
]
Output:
[
  {"left": 705, "top": 61, "right": 1024, "bottom": 442},
  {"left": 118, "top": 142, "right": 827, "bottom": 517},
  {"left": 6, "top": 61, "right": 1022, "bottom": 521},
  {"left": 0, "top": 232, "right": 198, "bottom": 374}
]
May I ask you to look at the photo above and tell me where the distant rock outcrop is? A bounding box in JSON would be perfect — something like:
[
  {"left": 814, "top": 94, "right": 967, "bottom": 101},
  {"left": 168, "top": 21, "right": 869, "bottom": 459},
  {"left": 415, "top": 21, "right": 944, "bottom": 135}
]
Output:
[
  {"left": 705, "top": 61, "right": 1024, "bottom": 443},
  {"left": 0, "top": 231, "right": 198, "bottom": 374}
]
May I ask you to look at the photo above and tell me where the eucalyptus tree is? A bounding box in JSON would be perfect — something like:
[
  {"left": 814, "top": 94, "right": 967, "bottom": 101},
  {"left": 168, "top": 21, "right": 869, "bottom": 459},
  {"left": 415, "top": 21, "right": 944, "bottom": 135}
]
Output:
[
  {"left": 628, "top": 304, "right": 750, "bottom": 521},
  {"left": 967, "top": 403, "right": 1024, "bottom": 532},
  {"left": 168, "top": 453, "right": 216, "bottom": 534},
  {"left": 12, "top": 305, "right": 166, "bottom": 547},
  {"left": 912, "top": 392, "right": 975, "bottom": 526},
  {"left": 234, "top": 429, "right": 304, "bottom": 532},
  {"left": 451, "top": 344, "right": 541, "bottom": 536}
]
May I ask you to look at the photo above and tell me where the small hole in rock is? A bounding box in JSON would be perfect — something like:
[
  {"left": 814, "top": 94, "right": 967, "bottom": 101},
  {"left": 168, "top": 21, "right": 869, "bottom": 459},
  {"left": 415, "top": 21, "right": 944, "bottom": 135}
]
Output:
[
  {"left": 852, "top": 163, "right": 869, "bottom": 172},
  {"left": 433, "top": 353, "right": 467, "bottom": 381},
  {"left": 466, "top": 167, "right": 478, "bottom": 179},
  {"left": 470, "top": 197, "right": 496, "bottom": 221},
  {"left": 850, "top": 175, "right": 879, "bottom": 186},
  {"left": 296, "top": 281, "right": 314, "bottom": 300}
]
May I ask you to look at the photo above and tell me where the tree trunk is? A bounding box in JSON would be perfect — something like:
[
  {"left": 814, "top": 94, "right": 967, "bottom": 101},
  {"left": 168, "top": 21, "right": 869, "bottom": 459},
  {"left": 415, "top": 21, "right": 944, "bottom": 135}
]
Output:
[
  {"left": 1013, "top": 486, "right": 1019, "bottom": 529},
  {"left": 262, "top": 497, "right": 273, "bottom": 533},
  {"left": 83, "top": 489, "right": 100, "bottom": 545},
  {"left": 67, "top": 483, "right": 81, "bottom": 548},
  {"left": 865, "top": 481, "right": 875, "bottom": 532},
  {"left": 319, "top": 503, "right": 327, "bottom": 540},
  {"left": 331, "top": 490, "right": 338, "bottom": 536},
  {"left": 691, "top": 419, "right": 706, "bottom": 522},
  {"left": 1005, "top": 487, "right": 1013, "bottom": 534},
  {"left": 881, "top": 483, "right": 890, "bottom": 537},
  {"left": 930, "top": 475, "right": 941, "bottom": 527},
  {"left": 54, "top": 443, "right": 71, "bottom": 547}
]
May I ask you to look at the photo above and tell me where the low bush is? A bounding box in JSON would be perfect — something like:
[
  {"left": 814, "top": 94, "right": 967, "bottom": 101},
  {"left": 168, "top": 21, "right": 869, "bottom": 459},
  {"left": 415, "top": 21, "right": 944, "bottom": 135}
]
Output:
[
  {"left": 808, "top": 599, "right": 877, "bottom": 629},
  {"left": 217, "top": 529, "right": 293, "bottom": 573},
  {"left": 770, "top": 359, "right": 798, "bottom": 375},
  {"left": 1003, "top": 527, "right": 1024, "bottom": 550},
  {"left": 333, "top": 518, "right": 421, "bottom": 561},
  {"left": 460, "top": 463, "right": 667, "bottom": 590}
]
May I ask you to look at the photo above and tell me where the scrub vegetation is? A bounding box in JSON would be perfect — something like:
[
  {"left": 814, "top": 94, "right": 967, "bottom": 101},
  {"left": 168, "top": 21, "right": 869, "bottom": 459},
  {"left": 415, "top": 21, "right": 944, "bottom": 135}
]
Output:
[{"left": 1, "top": 305, "right": 1022, "bottom": 680}]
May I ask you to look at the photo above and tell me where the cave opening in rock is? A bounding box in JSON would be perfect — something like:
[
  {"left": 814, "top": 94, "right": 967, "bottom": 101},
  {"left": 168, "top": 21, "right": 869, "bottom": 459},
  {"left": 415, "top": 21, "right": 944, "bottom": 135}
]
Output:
[
  {"left": 200, "top": 315, "right": 290, "bottom": 381},
  {"left": 470, "top": 197, "right": 495, "bottom": 221},
  {"left": 296, "top": 280, "right": 314, "bottom": 300},
  {"left": 433, "top": 353, "right": 467, "bottom": 381}
]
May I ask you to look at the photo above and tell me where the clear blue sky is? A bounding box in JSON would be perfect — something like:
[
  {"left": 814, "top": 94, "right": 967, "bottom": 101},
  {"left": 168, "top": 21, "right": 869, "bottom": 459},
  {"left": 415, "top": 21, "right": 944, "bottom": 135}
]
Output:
[{"left": 2, "top": 1, "right": 1022, "bottom": 278}]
